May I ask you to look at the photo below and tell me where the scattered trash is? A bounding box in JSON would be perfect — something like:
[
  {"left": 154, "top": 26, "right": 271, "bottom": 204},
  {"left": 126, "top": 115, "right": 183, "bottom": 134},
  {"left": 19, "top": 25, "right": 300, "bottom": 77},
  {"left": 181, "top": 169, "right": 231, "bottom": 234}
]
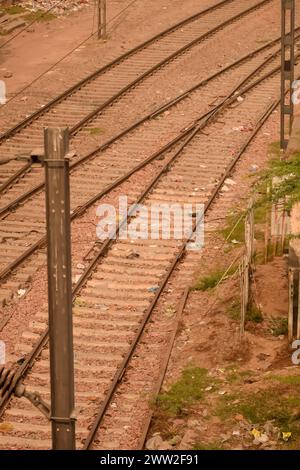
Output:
[
  {"left": 94, "top": 304, "right": 108, "bottom": 311},
  {"left": 249, "top": 164, "right": 259, "bottom": 173},
  {"left": 257, "top": 434, "right": 269, "bottom": 444},
  {"left": 251, "top": 428, "right": 261, "bottom": 440},
  {"left": 148, "top": 285, "right": 159, "bottom": 293},
  {"left": 205, "top": 386, "right": 213, "bottom": 391},
  {"left": 164, "top": 305, "right": 176, "bottom": 317},
  {"left": 231, "top": 239, "right": 241, "bottom": 244},
  {"left": 251, "top": 428, "right": 269, "bottom": 444},
  {"left": 237, "top": 96, "right": 244, "bottom": 103},
  {"left": 26, "top": 0, "right": 90, "bottom": 16},
  {"left": 168, "top": 435, "right": 181, "bottom": 446},
  {"left": 126, "top": 250, "right": 140, "bottom": 259},
  {"left": 17, "top": 288, "right": 26, "bottom": 298},
  {"left": 224, "top": 178, "right": 236, "bottom": 186},
  {"left": 66, "top": 150, "right": 76, "bottom": 159},
  {"left": 73, "top": 274, "right": 81, "bottom": 284},
  {"left": 74, "top": 299, "right": 87, "bottom": 307},
  {"left": 234, "top": 414, "right": 245, "bottom": 422},
  {"left": 232, "top": 125, "right": 254, "bottom": 132},
  {"left": 218, "top": 390, "right": 226, "bottom": 395},
  {"left": 221, "top": 433, "right": 231, "bottom": 442},
  {"left": 0, "top": 422, "right": 13, "bottom": 433},
  {"left": 76, "top": 263, "right": 85, "bottom": 270},
  {"left": 263, "top": 421, "right": 277, "bottom": 435},
  {"left": 16, "top": 356, "right": 25, "bottom": 366},
  {"left": 282, "top": 431, "right": 292, "bottom": 442},
  {"left": 146, "top": 435, "right": 172, "bottom": 451}
]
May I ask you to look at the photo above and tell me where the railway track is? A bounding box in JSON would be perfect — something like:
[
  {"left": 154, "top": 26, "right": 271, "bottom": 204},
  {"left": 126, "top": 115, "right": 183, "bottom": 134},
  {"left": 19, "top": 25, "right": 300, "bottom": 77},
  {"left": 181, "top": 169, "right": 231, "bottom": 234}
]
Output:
[
  {"left": 0, "top": 22, "right": 298, "bottom": 311},
  {"left": 0, "top": 40, "right": 297, "bottom": 447},
  {"left": 0, "top": 0, "right": 273, "bottom": 198}
]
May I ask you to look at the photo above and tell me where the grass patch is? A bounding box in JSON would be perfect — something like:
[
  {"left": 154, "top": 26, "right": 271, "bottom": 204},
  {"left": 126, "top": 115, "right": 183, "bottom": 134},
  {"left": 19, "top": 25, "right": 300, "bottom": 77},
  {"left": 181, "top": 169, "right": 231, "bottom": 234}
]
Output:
[
  {"left": 25, "top": 10, "right": 56, "bottom": 22},
  {"left": 269, "top": 317, "right": 288, "bottom": 336},
  {"left": 268, "top": 375, "right": 300, "bottom": 386},
  {"left": 193, "top": 270, "right": 224, "bottom": 291},
  {"left": 254, "top": 201, "right": 268, "bottom": 225},
  {"left": 89, "top": 127, "right": 104, "bottom": 135},
  {"left": 259, "top": 150, "right": 300, "bottom": 210},
  {"left": 1, "top": 6, "right": 26, "bottom": 15},
  {"left": 216, "top": 385, "right": 300, "bottom": 435},
  {"left": 193, "top": 266, "right": 237, "bottom": 292},
  {"left": 226, "top": 368, "right": 253, "bottom": 384},
  {"left": 154, "top": 367, "right": 211, "bottom": 416},
  {"left": 246, "top": 304, "right": 263, "bottom": 323},
  {"left": 193, "top": 441, "right": 223, "bottom": 450},
  {"left": 269, "top": 141, "right": 281, "bottom": 158},
  {"left": 227, "top": 300, "right": 241, "bottom": 321},
  {"left": 220, "top": 211, "right": 245, "bottom": 244},
  {"left": 228, "top": 301, "right": 263, "bottom": 324}
]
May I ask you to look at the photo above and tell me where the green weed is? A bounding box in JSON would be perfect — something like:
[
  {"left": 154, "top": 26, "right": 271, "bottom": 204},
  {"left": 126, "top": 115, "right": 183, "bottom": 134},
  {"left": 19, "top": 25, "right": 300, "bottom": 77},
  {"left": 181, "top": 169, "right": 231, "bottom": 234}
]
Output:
[{"left": 155, "top": 367, "right": 211, "bottom": 416}]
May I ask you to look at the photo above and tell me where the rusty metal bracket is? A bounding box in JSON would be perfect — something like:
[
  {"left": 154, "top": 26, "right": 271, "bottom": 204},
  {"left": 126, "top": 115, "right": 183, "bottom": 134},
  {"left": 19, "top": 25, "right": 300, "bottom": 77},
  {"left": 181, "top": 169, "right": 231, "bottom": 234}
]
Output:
[
  {"left": 0, "top": 155, "right": 31, "bottom": 165},
  {"left": 0, "top": 366, "right": 50, "bottom": 420},
  {"left": 14, "top": 382, "right": 50, "bottom": 420}
]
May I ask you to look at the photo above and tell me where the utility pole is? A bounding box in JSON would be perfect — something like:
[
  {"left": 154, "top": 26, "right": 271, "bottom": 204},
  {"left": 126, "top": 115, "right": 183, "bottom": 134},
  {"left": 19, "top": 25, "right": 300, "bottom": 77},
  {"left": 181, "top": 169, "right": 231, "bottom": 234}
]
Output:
[
  {"left": 44, "top": 127, "right": 76, "bottom": 450},
  {"left": 281, "top": 0, "right": 295, "bottom": 149},
  {"left": 97, "top": 0, "right": 107, "bottom": 39}
]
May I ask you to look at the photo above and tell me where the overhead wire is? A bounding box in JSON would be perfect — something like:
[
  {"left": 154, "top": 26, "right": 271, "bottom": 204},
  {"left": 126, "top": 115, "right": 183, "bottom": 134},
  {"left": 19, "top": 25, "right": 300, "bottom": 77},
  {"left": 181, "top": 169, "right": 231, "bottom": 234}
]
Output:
[
  {"left": 0, "top": 0, "right": 140, "bottom": 110},
  {"left": 0, "top": 0, "right": 65, "bottom": 50}
]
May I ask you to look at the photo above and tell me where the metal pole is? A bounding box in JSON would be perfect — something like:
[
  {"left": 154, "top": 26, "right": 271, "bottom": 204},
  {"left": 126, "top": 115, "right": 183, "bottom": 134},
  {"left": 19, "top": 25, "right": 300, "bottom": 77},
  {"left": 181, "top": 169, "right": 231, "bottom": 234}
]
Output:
[
  {"left": 44, "top": 128, "right": 76, "bottom": 450},
  {"left": 102, "top": 0, "right": 107, "bottom": 38},
  {"left": 281, "top": 0, "right": 295, "bottom": 149},
  {"left": 97, "top": 0, "right": 102, "bottom": 39}
]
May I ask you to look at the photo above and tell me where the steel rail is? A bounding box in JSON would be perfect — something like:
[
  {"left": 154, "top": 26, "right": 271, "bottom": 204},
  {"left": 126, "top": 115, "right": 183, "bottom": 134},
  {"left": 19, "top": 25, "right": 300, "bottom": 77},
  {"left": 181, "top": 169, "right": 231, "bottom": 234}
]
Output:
[
  {"left": 0, "top": 59, "right": 284, "bottom": 425},
  {"left": 69, "top": 0, "right": 272, "bottom": 136},
  {"left": 0, "top": 27, "right": 293, "bottom": 219},
  {"left": 0, "top": 0, "right": 234, "bottom": 141},
  {"left": 0, "top": 0, "right": 273, "bottom": 194},
  {"left": 137, "top": 287, "right": 190, "bottom": 450},
  {"left": 83, "top": 98, "right": 279, "bottom": 450},
  {"left": 0, "top": 46, "right": 294, "bottom": 286},
  {"left": 72, "top": 59, "right": 287, "bottom": 297},
  {"left": 0, "top": 0, "right": 268, "bottom": 143}
]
